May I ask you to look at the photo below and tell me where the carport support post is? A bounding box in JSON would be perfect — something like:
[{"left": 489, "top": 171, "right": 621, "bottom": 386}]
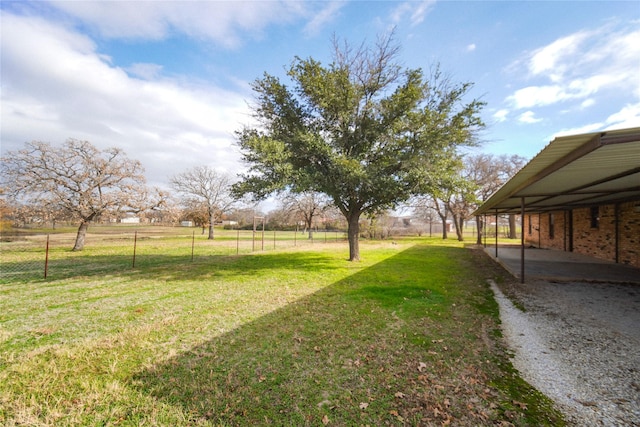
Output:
[
  {"left": 520, "top": 197, "right": 525, "bottom": 283},
  {"left": 495, "top": 209, "right": 499, "bottom": 258},
  {"left": 483, "top": 214, "right": 487, "bottom": 248}
]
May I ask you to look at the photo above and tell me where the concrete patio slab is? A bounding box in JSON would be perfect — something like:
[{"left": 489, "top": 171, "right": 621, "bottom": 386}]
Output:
[{"left": 483, "top": 245, "right": 640, "bottom": 284}]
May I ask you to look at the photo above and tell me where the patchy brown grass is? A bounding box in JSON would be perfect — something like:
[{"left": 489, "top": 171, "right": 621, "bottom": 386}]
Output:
[{"left": 1, "top": 237, "right": 564, "bottom": 426}]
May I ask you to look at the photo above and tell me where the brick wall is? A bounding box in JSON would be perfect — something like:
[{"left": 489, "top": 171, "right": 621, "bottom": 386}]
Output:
[
  {"left": 618, "top": 202, "right": 639, "bottom": 267},
  {"left": 524, "top": 211, "right": 568, "bottom": 251},
  {"left": 523, "top": 202, "right": 640, "bottom": 268}
]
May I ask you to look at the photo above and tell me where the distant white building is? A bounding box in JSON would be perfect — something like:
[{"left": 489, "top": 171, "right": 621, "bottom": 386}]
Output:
[{"left": 121, "top": 217, "right": 141, "bottom": 224}]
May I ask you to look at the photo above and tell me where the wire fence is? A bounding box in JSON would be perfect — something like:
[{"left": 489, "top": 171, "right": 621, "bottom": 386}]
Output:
[{"left": 0, "top": 228, "right": 347, "bottom": 282}]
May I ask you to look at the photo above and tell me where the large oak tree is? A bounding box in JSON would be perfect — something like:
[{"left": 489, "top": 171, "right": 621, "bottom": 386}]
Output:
[
  {"left": 1, "top": 139, "right": 158, "bottom": 250},
  {"left": 234, "top": 35, "right": 484, "bottom": 260}
]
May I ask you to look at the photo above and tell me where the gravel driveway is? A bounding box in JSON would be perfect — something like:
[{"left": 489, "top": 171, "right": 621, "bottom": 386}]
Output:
[{"left": 491, "top": 279, "right": 640, "bottom": 426}]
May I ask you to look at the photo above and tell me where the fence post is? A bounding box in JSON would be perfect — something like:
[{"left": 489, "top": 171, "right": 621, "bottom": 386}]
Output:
[
  {"left": 44, "top": 234, "right": 50, "bottom": 279},
  {"left": 236, "top": 228, "right": 240, "bottom": 255},
  {"left": 191, "top": 230, "right": 195, "bottom": 262},
  {"left": 132, "top": 231, "right": 137, "bottom": 268}
]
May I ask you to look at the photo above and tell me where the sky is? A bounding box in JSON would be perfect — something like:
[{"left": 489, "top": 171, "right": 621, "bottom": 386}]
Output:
[{"left": 2, "top": 0, "right": 639, "bottom": 204}]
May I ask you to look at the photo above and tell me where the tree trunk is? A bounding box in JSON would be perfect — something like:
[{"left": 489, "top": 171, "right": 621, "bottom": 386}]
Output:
[
  {"left": 208, "top": 212, "right": 215, "bottom": 240},
  {"left": 508, "top": 214, "right": 517, "bottom": 239},
  {"left": 307, "top": 218, "right": 313, "bottom": 239},
  {"left": 453, "top": 214, "right": 464, "bottom": 241},
  {"left": 72, "top": 220, "right": 90, "bottom": 251},
  {"left": 475, "top": 215, "right": 483, "bottom": 245},
  {"left": 438, "top": 213, "right": 448, "bottom": 239},
  {"left": 347, "top": 213, "right": 361, "bottom": 261}
]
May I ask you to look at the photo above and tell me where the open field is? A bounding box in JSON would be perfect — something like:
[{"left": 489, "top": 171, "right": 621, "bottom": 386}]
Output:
[
  {"left": 0, "top": 229, "right": 563, "bottom": 426},
  {"left": 0, "top": 226, "right": 346, "bottom": 281}
]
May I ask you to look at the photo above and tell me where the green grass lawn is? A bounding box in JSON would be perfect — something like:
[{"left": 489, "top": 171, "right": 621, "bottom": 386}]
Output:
[{"left": 0, "top": 235, "right": 563, "bottom": 426}]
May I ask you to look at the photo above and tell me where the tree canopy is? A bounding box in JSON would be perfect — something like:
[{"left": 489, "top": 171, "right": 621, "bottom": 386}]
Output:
[
  {"left": 1, "top": 139, "right": 159, "bottom": 250},
  {"left": 234, "top": 35, "right": 484, "bottom": 260}
]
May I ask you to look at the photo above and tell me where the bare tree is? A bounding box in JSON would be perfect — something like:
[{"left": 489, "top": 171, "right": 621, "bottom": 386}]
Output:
[
  {"left": 421, "top": 153, "right": 527, "bottom": 243},
  {"left": 170, "top": 166, "right": 236, "bottom": 240},
  {"left": 466, "top": 154, "right": 527, "bottom": 243},
  {"left": 227, "top": 206, "right": 262, "bottom": 229},
  {"left": 1, "top": 139, "right": 154, "bottom": 251},
  {"left": 282, "top": 191, "right": 331, "bottom": 239}
]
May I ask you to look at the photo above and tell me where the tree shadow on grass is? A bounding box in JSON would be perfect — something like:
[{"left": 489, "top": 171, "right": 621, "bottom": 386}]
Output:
[
  {"left": 131, "top": 245, "right": 493, "bottom": 426},
  {"left": 0, "top": 249, "right": 345, "bottom": 284}
]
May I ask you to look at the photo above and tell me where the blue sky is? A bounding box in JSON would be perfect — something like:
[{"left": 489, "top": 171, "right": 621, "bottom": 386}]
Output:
[{"left": 2, "top": 1, "right": 639, "bottom": 200}]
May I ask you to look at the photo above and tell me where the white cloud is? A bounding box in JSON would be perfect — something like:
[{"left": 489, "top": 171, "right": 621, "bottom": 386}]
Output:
[
  {"left": 47, "top": 1, "right": 309, "bottom": 47},
  {"left": 493, "top": 109, "right": 509, "bottom": 123},
  {"left": 551, "top": 103, "right": 640, "bottom": 138},
  {"left": 126, "top": 63, "right": 164, "bottom": 80},
  {"left": 467, "top": 43, "right": 476, "bottom": 52},
  {"left": 517, "top": 111, "right": 542, "bottom": 124},
  {"left": 528, "top": 31, "right": 591, "bottom": 82},
  {"left": 506, "top": 22, "right": 640, "bottom": 111},
  {"left": 0, "top": 12, "right": 251, "bottom": 186},
  {"left": 552, "top": 123, "right": 605, "bottom": 139},
  {"left": 304, "top": 2, "right": 345, "bottom": 36},
  {"left": 605, "top": 102, "right": 640, "bottom": 129},
  {"left": 580, "top": 99, "right": 595, "bottom": 109},
  {"left": 508, "top": 85, "right": 566, "bottom": 109},
  {"left": 390, "top": 1, "right": 436, "bottom": 27}
]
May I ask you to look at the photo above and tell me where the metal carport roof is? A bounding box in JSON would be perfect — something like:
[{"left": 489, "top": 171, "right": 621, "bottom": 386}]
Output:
[{"left": 474, "top": 127, "right": 640, "bottom": 216}]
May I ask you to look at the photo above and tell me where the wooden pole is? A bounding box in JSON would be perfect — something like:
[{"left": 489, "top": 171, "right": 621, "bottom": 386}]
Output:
[
  {"left": 44, "top": 234, "right": 50, "bottom": 279},
  {"left": 191, "top": 230, "right": 195, "bottom": 262},
  {"left": 132, "top": 231, "right": 138, "bottom": 268}
]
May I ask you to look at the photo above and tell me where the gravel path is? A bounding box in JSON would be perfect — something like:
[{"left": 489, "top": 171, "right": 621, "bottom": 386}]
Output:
[{"left": 490, "top": 279, "right": 640, "bottom": 426}]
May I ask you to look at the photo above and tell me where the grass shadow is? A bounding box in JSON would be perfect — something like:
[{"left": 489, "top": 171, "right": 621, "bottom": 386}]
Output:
[
  {"left": 131, "top": 244, "right": 559, "bottom": 425},
  {"left": 0, "top": 249, "right": 344, "bottom": 285}
]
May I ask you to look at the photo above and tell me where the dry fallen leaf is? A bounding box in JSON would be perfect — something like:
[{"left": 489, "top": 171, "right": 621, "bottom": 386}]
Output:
[
  {"left": 321, "top": 414, "right": 330, "bottom": 425},
  {"left": 513, "top": 400, "right": 528, "bottom": 410},
  {"left": 418, "top": 362, "right": 427, "bottom": 372},
  {"left": 394, "top": 391, "right": 406, "bottom": 398},
  {"left": 359, "top": 402, "right": 369, "bottom": 410}
]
